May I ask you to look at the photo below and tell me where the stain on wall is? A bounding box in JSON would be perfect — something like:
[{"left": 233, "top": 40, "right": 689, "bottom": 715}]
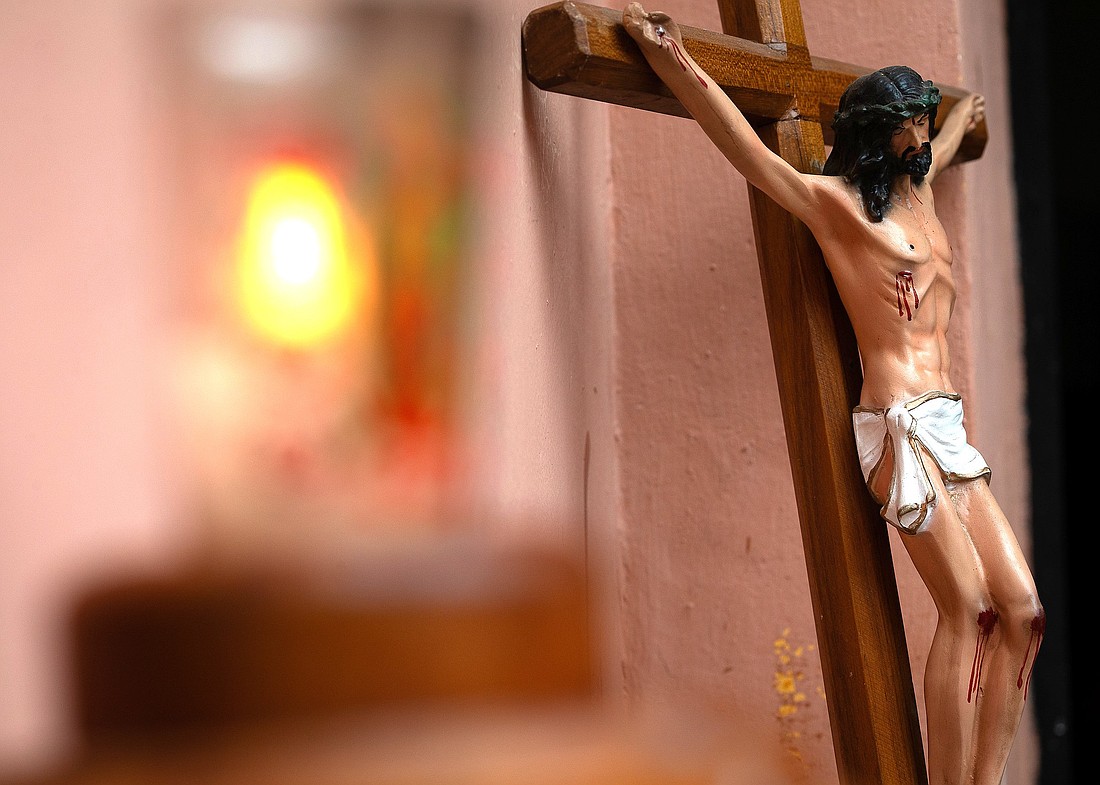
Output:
[{"left": 772, "top": 628, "right": 826, "bottom": 768}]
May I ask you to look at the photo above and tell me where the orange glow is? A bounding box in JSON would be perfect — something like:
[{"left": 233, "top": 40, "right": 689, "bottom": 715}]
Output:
[{"left": 236, "top": 161, "right": 366, "bottom": 348}]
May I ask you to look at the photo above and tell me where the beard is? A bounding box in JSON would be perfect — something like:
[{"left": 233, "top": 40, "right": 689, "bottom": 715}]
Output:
[{"left": 895, "top": 141, "right": 932, "bottom": 177}]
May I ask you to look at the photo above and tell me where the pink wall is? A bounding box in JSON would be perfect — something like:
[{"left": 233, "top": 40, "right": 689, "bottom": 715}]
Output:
[
  {"left": 459, "top": 0, "right": 622, "bottom": 691},
  {"left": 0, "top": 0, "right": 1032, "bottom": 783},
  {"left": 0, "top": 0, "right": 192, "bottom": 772}
]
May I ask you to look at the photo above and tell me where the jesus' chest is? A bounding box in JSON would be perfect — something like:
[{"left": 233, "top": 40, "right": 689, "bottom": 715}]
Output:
[{"left": 873, "top": 202, "right": 956, "bottom": 312}]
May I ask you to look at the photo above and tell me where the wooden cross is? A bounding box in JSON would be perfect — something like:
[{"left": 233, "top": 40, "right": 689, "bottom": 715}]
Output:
[{"left": 521, "top": 3, "right": 988, "bottom": 784}]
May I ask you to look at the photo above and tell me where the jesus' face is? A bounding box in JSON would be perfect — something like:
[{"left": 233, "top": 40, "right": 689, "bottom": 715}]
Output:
[{"left": 890, "top": 113, "right": 932, "bottom": 177}]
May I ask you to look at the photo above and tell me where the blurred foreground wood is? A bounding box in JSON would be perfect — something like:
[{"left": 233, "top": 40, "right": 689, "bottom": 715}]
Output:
[
  {"left": 70, "top": 541, "right": 593, "bottom": 734},
  {"left": 8, "top": 704, "right": 787, "bottom": 785},
  {"left": 3, "top": 539, "right": 791, "bottom": 785}
]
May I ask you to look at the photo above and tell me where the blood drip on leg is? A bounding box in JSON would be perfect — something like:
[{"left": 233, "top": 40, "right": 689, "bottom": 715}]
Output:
[
  {"left": 968, "top": 608, "right": 999, "bottom": 703},
  {"left": 1017, "top": 610, "right": 1045, "bottom": 700}
]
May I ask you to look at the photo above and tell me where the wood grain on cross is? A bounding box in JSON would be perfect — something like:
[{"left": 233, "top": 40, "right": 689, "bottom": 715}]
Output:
[{"left": 522, "top": 2, "right": 988, "bottom": 785}]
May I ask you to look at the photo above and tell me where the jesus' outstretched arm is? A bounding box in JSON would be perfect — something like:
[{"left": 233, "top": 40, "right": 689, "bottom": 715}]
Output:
[
  {"left": 926, "top": 92, "right": 985, "bottom": 182},
  {"left": 621, "top": 3, "right": 830, "bottom": 227}
]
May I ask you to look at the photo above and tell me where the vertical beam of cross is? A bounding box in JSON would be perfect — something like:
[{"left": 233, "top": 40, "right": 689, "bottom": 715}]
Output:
[
  {"left": 716, "top": 2, "right": 927, "bottom": 783},
  {"left": 719, "top": 0, "right": 809, "bottom": 61}
]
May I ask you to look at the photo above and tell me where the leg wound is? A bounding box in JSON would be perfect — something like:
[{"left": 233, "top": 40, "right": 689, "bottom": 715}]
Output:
[
  {"left": 1017, "top": 610, "right": 1046, "bottom": 699},
  {"left": 968, "top": 608, "right": 999, "bottom": 704}
]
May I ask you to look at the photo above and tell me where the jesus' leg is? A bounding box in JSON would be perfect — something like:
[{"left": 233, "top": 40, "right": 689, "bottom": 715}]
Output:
[
  {"left": 895, "top": 480, "right": 991, "bottom": 785},
  {"left": 949, "top": 478, "right": 1043, "bottom": 785}
]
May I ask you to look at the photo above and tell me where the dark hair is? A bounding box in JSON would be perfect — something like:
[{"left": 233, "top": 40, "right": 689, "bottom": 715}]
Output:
[{"left": 822, "top": 66, "right": 941, "bottom": 222}]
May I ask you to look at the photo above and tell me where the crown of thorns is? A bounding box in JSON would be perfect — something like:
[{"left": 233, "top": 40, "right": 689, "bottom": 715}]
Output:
[{"left": 831, "top": 81, "right": 942, "bottom": 132}]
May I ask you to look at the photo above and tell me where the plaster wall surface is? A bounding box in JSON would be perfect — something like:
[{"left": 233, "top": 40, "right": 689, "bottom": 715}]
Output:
[{"left": 0, "top": 1, "right": 190, "bottom": 772}]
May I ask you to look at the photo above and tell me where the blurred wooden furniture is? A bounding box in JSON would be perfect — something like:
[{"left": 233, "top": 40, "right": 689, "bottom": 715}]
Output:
[
  {"left": 68, "top": 540, "right": 593, "bottom": 737},
  {"left": 6, "top": 704, "right": 782, "bottom": 785},
  {"left": 1, "top": 538, "right": 786, "bottom": 785}
]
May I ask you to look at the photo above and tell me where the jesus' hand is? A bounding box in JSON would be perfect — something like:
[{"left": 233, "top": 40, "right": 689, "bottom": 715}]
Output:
[
  {"left": 622, "top": 3, "right": 683, "bottom": 51},
  {"left": 960, "top": 93, "right": 985, "bottom": 134}
]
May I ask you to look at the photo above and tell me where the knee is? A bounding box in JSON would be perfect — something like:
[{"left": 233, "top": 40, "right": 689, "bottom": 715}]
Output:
[
  {"left": 948, "top": 595, "right": 1034, "bottom": 638},
  {"left": 998, "top": 596, "right": 1045, "bottom": 697},
  {"left": 945, "top": 591, "right": 997, "bottom": 628},
  {"left": 940, "top": 588, "right": 1043, "bottom": 643},
  {"left": 999, "top": 596, "right": 1045, "bottom": 646}
]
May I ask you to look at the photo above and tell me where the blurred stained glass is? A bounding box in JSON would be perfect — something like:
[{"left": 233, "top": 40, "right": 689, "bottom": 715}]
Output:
[{"left": 165, "top": 1, "right": 478, "bottom": 554}]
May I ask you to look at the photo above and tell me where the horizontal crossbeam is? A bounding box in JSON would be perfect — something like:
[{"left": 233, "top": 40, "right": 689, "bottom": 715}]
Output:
[{"left": 522, "top": 1, "right": 986, "bottom": 162}]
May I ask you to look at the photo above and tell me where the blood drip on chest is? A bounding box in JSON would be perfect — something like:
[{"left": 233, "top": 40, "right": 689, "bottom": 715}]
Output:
[{"left": 896, "top": 270, "right": 919, "bottom": 320}]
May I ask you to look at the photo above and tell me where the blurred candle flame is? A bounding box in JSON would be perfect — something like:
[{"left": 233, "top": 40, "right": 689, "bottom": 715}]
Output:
[{"left": 236, "top": 161, "right": 365, "bottom": 348}]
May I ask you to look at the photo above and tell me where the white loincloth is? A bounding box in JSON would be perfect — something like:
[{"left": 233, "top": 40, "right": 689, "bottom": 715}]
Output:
[{"left": 852, "top": 391, "right": 991, "bottom": 533}]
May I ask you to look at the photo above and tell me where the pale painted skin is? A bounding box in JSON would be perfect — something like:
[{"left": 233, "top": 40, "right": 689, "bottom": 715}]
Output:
[{"left": 622, "top": 5, "right": 1043, "bottom": 785}]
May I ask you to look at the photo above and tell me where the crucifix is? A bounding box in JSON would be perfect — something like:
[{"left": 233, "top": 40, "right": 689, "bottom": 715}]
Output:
[{"left": 522, "top": 2, "right": 1041, "bottom": 785}]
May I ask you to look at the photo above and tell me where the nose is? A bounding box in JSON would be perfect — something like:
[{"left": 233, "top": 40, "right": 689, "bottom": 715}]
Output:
[{"left": 900, "top": 123, "right": 922, "bottom": 150}]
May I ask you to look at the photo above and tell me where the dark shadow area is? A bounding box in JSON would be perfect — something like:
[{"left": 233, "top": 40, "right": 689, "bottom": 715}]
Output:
[{"left": 1006, "top": 2, "right": 1099, "bottom": 783}]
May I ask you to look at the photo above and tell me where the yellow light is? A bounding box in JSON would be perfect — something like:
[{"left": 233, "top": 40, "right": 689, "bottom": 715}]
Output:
[
  {"left": 236, "top": 161, "right": 364, "bottom": 348},
  {"left": 270, "top": 216, "right": 323, "bottom": 285}
]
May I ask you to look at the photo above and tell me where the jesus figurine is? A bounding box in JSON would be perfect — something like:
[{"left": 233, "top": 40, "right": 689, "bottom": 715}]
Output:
[{"left": 621, "top": 4, "right": 1044, "bottom": 784}]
